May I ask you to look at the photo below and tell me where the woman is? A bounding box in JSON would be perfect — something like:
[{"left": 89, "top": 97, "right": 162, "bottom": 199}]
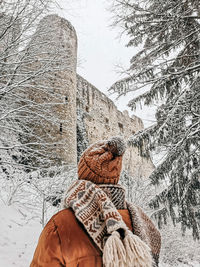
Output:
[{"left": 30, "top": 136, "right": 161, "bottom": 267}]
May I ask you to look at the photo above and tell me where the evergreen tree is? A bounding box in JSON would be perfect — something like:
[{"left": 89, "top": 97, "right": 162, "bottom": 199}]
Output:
[{"left": 110, "top": 0, "right": 200, "bottom": 238}]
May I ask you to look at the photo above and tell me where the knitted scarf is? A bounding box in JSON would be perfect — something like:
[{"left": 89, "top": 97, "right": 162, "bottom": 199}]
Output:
[{"left": 62, "top": 180, "right": 161, "bottom": 267}]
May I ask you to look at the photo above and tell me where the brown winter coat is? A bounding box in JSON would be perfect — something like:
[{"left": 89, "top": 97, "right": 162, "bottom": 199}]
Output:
[{"left": 30, "top": 208, "right": 133, "bottom": 267}]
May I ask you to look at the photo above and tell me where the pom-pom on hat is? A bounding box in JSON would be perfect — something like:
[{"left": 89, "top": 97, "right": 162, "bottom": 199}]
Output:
[{"left": 78, "top": 136, "right": 126, "bottom": 184}]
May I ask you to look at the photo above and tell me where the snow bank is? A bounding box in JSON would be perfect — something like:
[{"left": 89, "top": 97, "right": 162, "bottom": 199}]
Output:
[{"left": 0, "top": 202, "right": 42, "bottom": 267}]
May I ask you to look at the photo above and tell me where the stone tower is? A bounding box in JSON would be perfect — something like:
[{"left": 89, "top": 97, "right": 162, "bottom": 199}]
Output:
[{"left": 25, "top": 15, "right": 78, "bottom": 167}]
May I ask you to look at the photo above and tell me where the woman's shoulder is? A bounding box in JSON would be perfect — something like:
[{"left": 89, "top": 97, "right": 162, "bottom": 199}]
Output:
[{"left": 49, "top": 208, "right": 77, "bottom": 227}]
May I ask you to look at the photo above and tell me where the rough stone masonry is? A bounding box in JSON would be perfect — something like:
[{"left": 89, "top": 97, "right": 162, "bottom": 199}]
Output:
[{"left": 28, "top": 14, "right": 154, "bottom": 178}]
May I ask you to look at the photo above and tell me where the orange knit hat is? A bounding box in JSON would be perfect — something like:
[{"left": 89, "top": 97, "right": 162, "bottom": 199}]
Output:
[{"left": 78, "top": 136, "right": 126, "bottom": 184}]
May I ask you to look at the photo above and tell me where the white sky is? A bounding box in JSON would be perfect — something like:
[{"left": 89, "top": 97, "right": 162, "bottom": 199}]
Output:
[{"left": 56, "top": 0, "right": 157, "bottom": 127}]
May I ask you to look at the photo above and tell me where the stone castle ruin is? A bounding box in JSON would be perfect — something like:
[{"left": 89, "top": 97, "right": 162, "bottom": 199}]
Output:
[
  {"left": 2, "top": 13, "right": 154, "bottom": 179},
  {"left": 29, "top": 14, "right": 154, "bottom": 178}
]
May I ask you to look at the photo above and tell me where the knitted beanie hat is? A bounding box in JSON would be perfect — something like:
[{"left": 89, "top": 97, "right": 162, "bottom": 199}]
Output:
[{"left": 78, "top": 136, "right": 126, "bottom": 184}]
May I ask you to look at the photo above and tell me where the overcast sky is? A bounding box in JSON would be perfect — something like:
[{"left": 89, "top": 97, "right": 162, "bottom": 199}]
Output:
[{"left": 56, "top": 0, "right": 157, "bottom": 127}]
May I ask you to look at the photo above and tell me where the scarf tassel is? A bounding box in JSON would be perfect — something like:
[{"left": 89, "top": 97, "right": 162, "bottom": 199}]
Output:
[
  {"left": 123, "top": 230, "right": 153, "bottom": 267},
  {"left": 103, "top": 231, "right": 126, "bottom": 267},
  {"left": 103, "top": 230, "right": 153, "bottom": 267}
]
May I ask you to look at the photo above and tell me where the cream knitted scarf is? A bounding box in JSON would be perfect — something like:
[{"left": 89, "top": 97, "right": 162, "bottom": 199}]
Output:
[{"left": 62, "top": 180, "right": 160, "bottom": 267}]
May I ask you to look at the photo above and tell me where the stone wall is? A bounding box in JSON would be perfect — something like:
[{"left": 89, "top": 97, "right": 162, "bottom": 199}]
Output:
[
  {"left": 23, "top": 14, "right": 154, "bottom": 178},
  {"left": 77, "top": 75, "right": 154, "bottom": 178},
  {"left": 25, "top": 15, "right": 78, "bottom": 166}
]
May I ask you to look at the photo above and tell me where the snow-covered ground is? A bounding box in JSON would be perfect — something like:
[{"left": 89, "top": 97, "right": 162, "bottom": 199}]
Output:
[
  {"left": 0, "top": 202, "right": 42, "bottom": 266},
  {"left": 1, "top": 201, "right": 200, "bottom": 267},
  {"left": 0, "top": 200, "right": 59, "bottom": 267}
]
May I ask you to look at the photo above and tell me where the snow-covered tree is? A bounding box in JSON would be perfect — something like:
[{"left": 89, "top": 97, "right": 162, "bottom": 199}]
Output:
[
  {"left": 110, "top": 0, "right": 200, "bottom": 238},
  {"left": 0, "top": 0, "right": 77, "bottom": 221},
  {"left": 1, "top": 0, "right": 54, "bottom": 169},
  {"left": 120, "top": 170, "right": 156, "bottom": 210},
  {"left": 0, "top": 0, "right": 77, "bottom": 169}
]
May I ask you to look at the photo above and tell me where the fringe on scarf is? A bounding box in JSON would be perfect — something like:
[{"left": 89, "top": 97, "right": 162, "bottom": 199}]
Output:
[{"left": 103, "top": 229, "right": 153, "bottom": 267}]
